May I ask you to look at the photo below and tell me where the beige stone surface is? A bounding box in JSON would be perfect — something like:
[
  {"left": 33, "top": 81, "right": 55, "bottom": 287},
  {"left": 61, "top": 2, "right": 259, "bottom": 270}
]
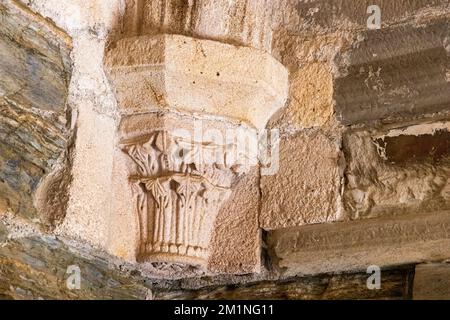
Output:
[
  {"left": 287, "top": 63, "right": 333, "bottom": 128},
  {"left": 55, "top": 106, "right": 116, "bottom": 248},
  {"left": 116, "top": 0, "right": 281, "bottom": 51},
  {"left": 269, "top": 210, "right": 450, "bottom": 276},
  {"left": 105, "top": 34, "right": 289, "bottom": 129},
  {"left": 107, "top": 146, "right": 138, "bottom": 262},
  {"left": 268, "top": 33, "right": 347, "bottom": 133},
  {"left": 413, "top": 263, "right": 450, "bottom": 300},
  {"left": 209, "top": 167, "right": 260, "bottom": 274},
  {"left": 260, "top": 130, "right": 344, "bottom": 230}
]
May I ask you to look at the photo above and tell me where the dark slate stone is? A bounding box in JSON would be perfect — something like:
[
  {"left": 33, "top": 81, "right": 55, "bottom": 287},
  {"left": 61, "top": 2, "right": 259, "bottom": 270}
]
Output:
[
  {"left": 0, "top": 233, "right": 415, "bottom": 300},
  {"left": 0, "top": 236, "right": 151, "bottom": 300},
  {"left": 0, "top": 2, "right": 72, "bottom": 219},
  {"left": 155, "top": 267, "right": 414, "bottom": 300},
  {"left": 374, "top": 129, "right": 450, "bottom": 164}
]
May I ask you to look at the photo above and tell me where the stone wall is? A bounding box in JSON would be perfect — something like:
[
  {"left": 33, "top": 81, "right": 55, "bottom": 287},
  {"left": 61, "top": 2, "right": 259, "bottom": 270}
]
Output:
[{"left": 0, "top": 0, "right": 449, "bottom": 299}]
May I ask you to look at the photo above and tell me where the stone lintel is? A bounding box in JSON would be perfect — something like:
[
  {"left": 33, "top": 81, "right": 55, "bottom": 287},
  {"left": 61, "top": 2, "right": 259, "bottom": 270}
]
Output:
[
  {"left": 269, "top": 210, "right": 450, "bottom": 276},
  {"left": 334, "top": 19, "right": 450, "bottom": 125}
]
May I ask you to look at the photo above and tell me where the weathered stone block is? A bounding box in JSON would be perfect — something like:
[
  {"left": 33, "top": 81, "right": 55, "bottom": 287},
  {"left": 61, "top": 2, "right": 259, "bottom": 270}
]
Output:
[
  {"left": 334, "top": 20, "right": 450, "bottom": 125},
  {"left": 104, "top": 34, "right": 289, "bottom": 129},
  {"left": 344, "top": 121, "right": 450, "bottom": 219},
  {"left": 260, "top": 131, "right": 344, "bottom": 229},
  {"left": 208, "top": 167, "right": 260, "bottom": 274},
  {"left": 268, "top": 210, "right": 450, "bottom": 276},
  {"left": 55, "top": 108, "right": 116, "bottom": 247},
  {"left": 285, "top": 62, "right": 334, "bottom": 128}
]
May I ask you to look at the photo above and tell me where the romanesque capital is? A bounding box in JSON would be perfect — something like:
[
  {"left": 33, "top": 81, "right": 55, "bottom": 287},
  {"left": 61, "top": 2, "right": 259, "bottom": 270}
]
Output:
[{"left": 120, "top": 127, "right": 249, "bottom": 268}]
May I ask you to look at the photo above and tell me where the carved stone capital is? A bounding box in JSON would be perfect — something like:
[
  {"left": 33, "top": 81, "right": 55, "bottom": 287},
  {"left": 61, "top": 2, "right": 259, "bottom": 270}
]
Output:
[
  {"left": 118, "top": 118, "right": 255, "bottom": 270},
  {"left": 105, "top": 34, "right": 288, "bottom": 274}
]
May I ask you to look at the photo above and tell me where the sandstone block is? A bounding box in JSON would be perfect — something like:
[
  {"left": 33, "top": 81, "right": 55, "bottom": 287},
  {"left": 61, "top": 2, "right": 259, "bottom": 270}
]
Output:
[
  {"left": 260, "top": 131, "right": 344, "bottom": 229},
  {"left": 285, "top": 63, "right": 333, "bottom": 128},
  {"left": 104, "top": 34, "right": 289, "bottom": 129},
  {"left": 208, "top": 167, "right": 260, "bottom": 274}
]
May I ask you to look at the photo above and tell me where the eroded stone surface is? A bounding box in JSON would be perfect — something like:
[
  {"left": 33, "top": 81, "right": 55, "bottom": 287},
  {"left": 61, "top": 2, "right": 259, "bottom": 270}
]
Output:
[
  {"left": 209, "top": 167, "right": 260, "bottom": 274},
  {"left": 260, "top": 130, "right": 344, "bottom": 229},
  {"left": 0, "top": 235, "right": 151, "bottom": 300},
  {"left": 334, "top": 19, "right": 450, "bottom": 125},
  {"left": 156, "top": 266, "right": 413, "bottom": 300},
  {"left": 116, "top": 0, "right": 280, "bottom": 51},
  {"left": 373, "top": 122, "right": 450, "bottom": 164},
  {"left": 343, "top": 122, "right": 450, "bottom": 219},
  {"left": 289, "top": 0, "right": 450, "bottom": 33},
  {"left": 269, "top": 210, "right": 450, "bottom": 276},
  {"left": 286, "top": 63, "right": 334, "bottom": 128}
]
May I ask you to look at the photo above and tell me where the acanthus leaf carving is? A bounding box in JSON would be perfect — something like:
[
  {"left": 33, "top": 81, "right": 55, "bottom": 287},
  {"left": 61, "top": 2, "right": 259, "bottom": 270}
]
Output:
[{"left": 121, "top": 130, "right": 241, "bottom": 270}]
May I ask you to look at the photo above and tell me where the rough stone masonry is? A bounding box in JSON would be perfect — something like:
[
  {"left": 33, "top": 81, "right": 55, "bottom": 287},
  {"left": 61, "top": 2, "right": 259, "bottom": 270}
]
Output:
[{"left": 0, "top": 0, "right": 449, "bottom": 299}]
